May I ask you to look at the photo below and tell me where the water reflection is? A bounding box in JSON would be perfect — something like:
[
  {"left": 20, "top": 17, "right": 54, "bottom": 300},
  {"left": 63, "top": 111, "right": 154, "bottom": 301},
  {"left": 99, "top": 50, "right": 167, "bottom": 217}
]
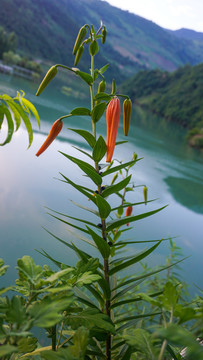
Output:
[{"left": 165, "top": 176, "right": 203, "bottom": 214}]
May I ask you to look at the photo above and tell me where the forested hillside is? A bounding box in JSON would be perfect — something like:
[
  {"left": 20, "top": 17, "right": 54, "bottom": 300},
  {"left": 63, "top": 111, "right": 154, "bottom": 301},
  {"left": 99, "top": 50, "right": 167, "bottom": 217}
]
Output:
[
  {"left": 1, "top": 0, "right": 203, "bottom": 83},
  {"left": 121, "top": 63, "right": 203, "bottom": 148}
]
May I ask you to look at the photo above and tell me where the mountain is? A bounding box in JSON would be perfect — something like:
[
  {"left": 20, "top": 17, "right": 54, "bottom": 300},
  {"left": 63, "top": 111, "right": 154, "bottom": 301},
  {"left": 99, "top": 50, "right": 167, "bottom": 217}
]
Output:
[
  {"left": 120, "top": 63, "right": 203, "bottom": 148},
  {"left": 1, "top": 0, "right": 203, "bottom": 83},
  {"left": 167, "top": 28, "right": 203, "bottom": 42}
]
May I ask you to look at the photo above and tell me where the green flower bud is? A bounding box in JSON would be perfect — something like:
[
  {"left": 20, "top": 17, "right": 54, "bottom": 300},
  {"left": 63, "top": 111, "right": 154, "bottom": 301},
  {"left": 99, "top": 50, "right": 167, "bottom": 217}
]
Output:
[
  {"left": 111, "top": 172, "right": 118, "bottom": 185},
  {"left": 143, "top": 185, "right": 148, "bottom": 205},
  {"left": 133, "top": 152, "right": 137, "bottom": 161},
  {"left": 73, "top": 26, "right": 87, "bottom": 55},
  {"left": 36, "top": 66, "right": 58, "bottom": 96},
  {"left": 102, "top": 26, "right": 107, "bottom": 44},
  {"left": 117, "top": 206, "right": 123, "bottom": 217},
  {"left": 123, "top": 98, "right": 132, "bottom": 136},
  {"left": 111, "top": 79, "right": 116, "bottom": 94},
  {"left": 89, "top": 40, "right": 99, "bottom": 56},
  {"left": 98, "top": 79, "right": 106, "bottom": 93},
  {"left": 74, "top": 45, "right": 84, "bottom": 66}
]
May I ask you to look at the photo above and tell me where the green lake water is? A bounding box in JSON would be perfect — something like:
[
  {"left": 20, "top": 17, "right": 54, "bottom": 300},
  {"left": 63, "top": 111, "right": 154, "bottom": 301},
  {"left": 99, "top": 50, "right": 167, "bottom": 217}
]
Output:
[{"left": 0, "top": 74, "right": 203, "bottom": 294}]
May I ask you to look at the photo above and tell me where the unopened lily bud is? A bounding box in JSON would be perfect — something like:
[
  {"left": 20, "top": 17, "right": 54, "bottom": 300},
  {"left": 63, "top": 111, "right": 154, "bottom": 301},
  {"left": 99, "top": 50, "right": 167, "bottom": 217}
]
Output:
[
  {"left": 36, "top": 119, "right": 63, "bottom": 156},
  {"left": 143, "top": 186, "right": 148, "bottom": 205},
  {"left": 117, "top": 206, "right": 123, "bottom": 217},
  {"left": 89, "top": 40, "right": 99, "bottom": 56},
  {"left": 133, "top": 152, "right": 137, "bottom": 161},
  {"left": 102, "top": 26, "right": 107, "bottom": 44},
  {"left": 98, "top": 80, "right": 106, "bottom": 93},
  {"left": 74, "top": 45, "right": 84, "bottom": 66},
  {"left": 112, "top": 79, "right": 116, "bottom": 94},
  {"left": 73, "top": 26, "right": 87, "bottom": 55},
  {"left": 126, "top": 206, "right": 133, "bottom": 226},
  {"left": 111, "top": 172, "right": 118, "bottom": 185},
  {"left": 106, "top": 97, "right": 121, "bottom": 162},
  {"left": 96, "top": 80, "right": 106, "bottom": 105},
  {"left": 36, "top": 66, "right": 58, "bottom": 96},
  {"left": 123, "top": 98, "right": 132, "bottom": 136}
]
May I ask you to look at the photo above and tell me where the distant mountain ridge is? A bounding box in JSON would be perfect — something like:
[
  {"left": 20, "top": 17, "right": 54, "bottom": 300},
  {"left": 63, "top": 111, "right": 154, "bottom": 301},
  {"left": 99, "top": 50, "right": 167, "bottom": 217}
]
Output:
[
  {"left": 167, "top": 28, "right": 203, "bottom": 42},
  {"left": 1, "top": 0, "right": 203, "bottom": 82}
]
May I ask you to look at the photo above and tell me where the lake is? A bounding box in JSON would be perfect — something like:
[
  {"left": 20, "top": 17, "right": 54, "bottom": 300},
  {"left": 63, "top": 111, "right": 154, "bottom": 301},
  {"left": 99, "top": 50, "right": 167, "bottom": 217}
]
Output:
[{"left": 0, "top": 73, "right": 203, "bottom": 294}]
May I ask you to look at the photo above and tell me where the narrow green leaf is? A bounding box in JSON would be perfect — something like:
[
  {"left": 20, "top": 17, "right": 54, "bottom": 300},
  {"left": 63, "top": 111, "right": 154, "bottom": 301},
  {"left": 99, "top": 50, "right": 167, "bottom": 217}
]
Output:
[
  {"left": 115, "top": 140, "right": 128, "bottom": 146},
  {"left": 111, "top": 199, "right": 156, "bottom": 211},
  {"left": 92, "top": 135, "right": 107, "bottom": 162},
  {"left": 21, "top": 97, "right": 40, "bottom": 128},
  {"left": 41, "top": 228, "right": 94, "bottom": 264},
  {"left": 5, "top": 100, "right": 21, "bottom": 131},
  {"left": 87, "top": 226, "right": 110, "bottom": 259},
  {"left": 46, "top": 208, "right": 99, "bottom": 229},
  {"left": 60, "top": 173, "right": 96, "bottom": 203},
  {"left": 109, "top": 241, "right": 162, "bottom": 275},
  {"left": 111, "top": 291, "right": 162, "bottom": 309},
  {"left": 114, "top": 257, "right": 186, "bottom": 291},
  {"left": 95, "top": 193, "right": 111, "bottom": 219},
  {"left": 107, "top": 206, "right": 167, "bottom": 231},
  {"left": 72, "top": 145, "right": 93, "bottom": 159},
  {"left": 70, "top": 107, "right": 91, "bottom": 116},
  {"left": 0, "top": 104, "right": 14, "bottom": 146},
  {"left": 85, "top": 284, "right": 104, "bottom": 306},
  {"left": 76, "top": 70, "right": 93, "bottom": 85},
  {"left": 92, "top": 102, "right": 107, "bottom": 123},
  {"left": 116, "top": 312, "right": 161, "bottom": 330},
  {"left": 94, "top": 92, "right": 111, "bottom": 101},
  {"left": 11, "top": 101, "right": 33, "bottom": 147},
  {"left": 102, "top": 175, "right": 131, "bottom": 198},
  {"left": 47, "top": 212, "right": 89, "bottom": 234},
  {"left": 102, "top": 160, "right": 137, "bottom": 177},
  {"left": 99, "top": 64, "right": 109, "bottom": 74},
  {"left": 0, "top": 109, "right": 4, "bottom": 130},
  {"left": 69, "top": 128, "right": 96, "bottom": 148},
  {"left": 74, "top": 287, "right": 100, "bottom": 309},
  {"left": 70, "top": 200, "right": 100, "bottom": 217},
  {"left": 59, "top": 152, "right": 102, "bottom": 186}
]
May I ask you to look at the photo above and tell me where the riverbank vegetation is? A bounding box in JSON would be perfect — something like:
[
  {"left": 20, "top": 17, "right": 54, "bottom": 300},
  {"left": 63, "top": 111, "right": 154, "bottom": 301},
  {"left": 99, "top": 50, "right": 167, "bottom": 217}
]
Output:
[
  {"left": 0, "top": 26, "right": 42, "bottom": 80},
  {"left": 121, "top": 63, "right": 203, "bottom": 149}
]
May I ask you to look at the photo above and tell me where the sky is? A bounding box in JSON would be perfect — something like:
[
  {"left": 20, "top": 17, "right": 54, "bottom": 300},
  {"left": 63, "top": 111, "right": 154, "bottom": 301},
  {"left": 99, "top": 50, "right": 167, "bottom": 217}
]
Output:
[{"left": 103, "top": 0, "right": 203, "bottom": 32}]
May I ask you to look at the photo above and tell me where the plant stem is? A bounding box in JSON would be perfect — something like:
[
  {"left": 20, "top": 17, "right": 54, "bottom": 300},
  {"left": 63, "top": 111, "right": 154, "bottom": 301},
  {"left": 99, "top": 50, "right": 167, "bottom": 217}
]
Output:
[
  {"left": 90, "top": 52, "right": 111, "bottom": 360},
  {"left": 51, "top": 325, "right": 56, "bottom": 351}
]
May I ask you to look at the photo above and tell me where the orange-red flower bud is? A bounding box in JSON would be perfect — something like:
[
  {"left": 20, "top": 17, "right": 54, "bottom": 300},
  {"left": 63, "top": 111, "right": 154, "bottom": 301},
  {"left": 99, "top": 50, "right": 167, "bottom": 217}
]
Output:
[
  {"left": 123, "top": 98, "right": 132, "bottom": 136},
  {"left": 126, "top": 206, "right": 133, "bottom": 226},
  {"left": 106, "top": 97, "right": 120, "bottom": 162},
  {"left": 36, "top": 119, "right": 63, "bottom": 157}
]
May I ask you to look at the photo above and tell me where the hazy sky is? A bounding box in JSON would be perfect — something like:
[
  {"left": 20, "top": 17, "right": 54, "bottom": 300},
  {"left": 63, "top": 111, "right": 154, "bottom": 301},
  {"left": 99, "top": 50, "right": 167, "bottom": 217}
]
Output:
[{"left": 103, "top": 0, "right": 203, "bottom": 32}]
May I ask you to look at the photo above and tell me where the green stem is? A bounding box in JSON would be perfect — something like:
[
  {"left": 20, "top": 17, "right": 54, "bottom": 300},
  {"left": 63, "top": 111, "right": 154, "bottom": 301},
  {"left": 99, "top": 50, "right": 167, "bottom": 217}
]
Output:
[
  {"left": 90, "top": 52, "right": 111, "bottom": 360},
  {"left": 51, "top": 325, "right": 57, "bottom": 351}
]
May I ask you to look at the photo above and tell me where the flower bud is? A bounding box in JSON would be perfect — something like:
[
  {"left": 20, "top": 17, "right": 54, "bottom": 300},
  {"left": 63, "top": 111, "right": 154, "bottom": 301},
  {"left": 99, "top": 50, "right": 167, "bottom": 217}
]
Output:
[
  {"left": 102, "top": 26, "right": 107, "bottom": 44},
  {"left": 123, "top": 98, "right": 132, "bottom": 136},
  {"left": 74, "top": 45, "right": 84, "bottom": 66},
  {"left": 98, "top": 80, "right": 106, "bottom": 93},
  {"left": 73, "top": 26, "right": 87, "bottom": 55},
  {"left": 106, "top": 97, "right": 121, "bottom": 162},
  {"left": 143, "top": 186, "right": 148, "bottom": 205},
  {"left": 111, "top": 172, "right": 118, "bottom": 185},
  {"left": 133, "top": 152, "right": 137, "bottom": 161},
  {"left": 89, "top": 40, "right": 99, "bottom": 56},
  {"left": 36, "top": 119, "right": 63, "bottom": 156},
  {"left": 36, "top": 66, "right": 58, "bottom": 96},
  {"left": 126, "top": 206, "right": 133, "bottom": 226}
]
